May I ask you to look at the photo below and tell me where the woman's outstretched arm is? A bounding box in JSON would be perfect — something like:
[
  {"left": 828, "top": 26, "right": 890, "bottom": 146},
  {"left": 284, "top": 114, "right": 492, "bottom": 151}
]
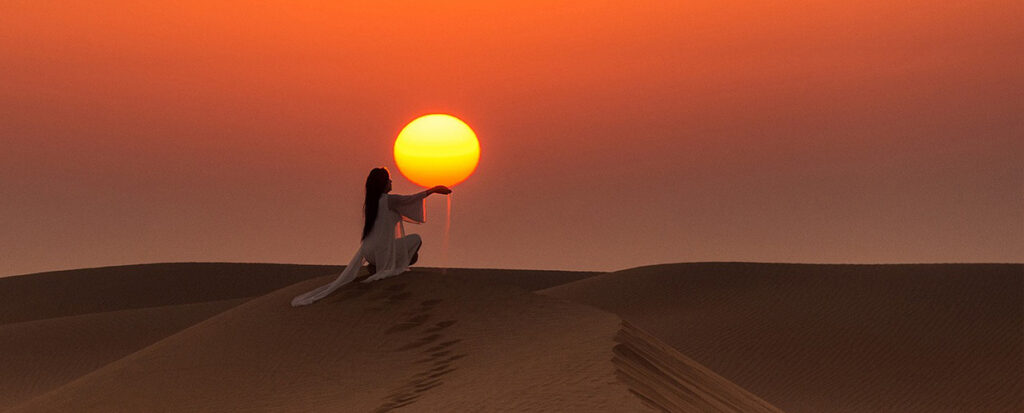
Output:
[
  {"left": 388, "top": 186, "right": 451, "bottom": 208},
  {"left": 387, "top": 186, "right": 451, "bottom": 224}
]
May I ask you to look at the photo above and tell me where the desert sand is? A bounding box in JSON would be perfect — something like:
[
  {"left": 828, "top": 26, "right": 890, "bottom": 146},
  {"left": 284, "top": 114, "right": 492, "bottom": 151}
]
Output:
[
  {"left": 5, "top": 266, "right": 775, "bottom": 412},
  {"left": 541, "top": 262, "right": 1024, "bottom": 412},
  {"left": 0, "top": 299, "right": 246, "bottom": 410},
  {"left": 0, "top": 263, "right": 599, "bottom": 326},
  {"left": 2, "top": 262, "right": 1019, "bottom": 412},
  {"left": 0, "top": 263, "right": 345, "bottom": 325}
]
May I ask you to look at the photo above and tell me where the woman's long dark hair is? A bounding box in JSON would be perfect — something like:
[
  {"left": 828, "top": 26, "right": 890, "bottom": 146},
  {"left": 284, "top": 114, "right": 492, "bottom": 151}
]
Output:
[{"left": 362, "top": 168, "right": 390, "bottom": 240}]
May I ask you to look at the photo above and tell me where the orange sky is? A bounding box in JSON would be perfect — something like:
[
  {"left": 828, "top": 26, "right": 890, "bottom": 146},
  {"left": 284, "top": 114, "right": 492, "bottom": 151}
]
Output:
[{"left": 2, "top": 1, "right": 1021, "bottom": 276}]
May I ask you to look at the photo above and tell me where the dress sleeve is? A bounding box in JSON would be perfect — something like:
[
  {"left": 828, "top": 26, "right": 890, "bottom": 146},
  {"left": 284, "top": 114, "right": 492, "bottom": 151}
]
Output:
[
  {"left": 387, "top": 190, "right": 429, "bottom": 223},
  {"left": 290, "top": 247, "right": 365, "bottom": 306}
]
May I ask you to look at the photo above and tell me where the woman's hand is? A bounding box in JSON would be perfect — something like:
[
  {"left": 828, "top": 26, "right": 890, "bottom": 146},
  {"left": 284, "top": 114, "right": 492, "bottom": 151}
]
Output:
[{"left": 430, "top": 185, "right": 452, "bottom": 195}]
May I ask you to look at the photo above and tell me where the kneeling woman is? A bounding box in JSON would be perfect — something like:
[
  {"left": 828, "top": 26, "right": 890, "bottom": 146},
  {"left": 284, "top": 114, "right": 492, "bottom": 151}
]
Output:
[{"left": 292, "top": 167, "right": 450, "bottom": 306}]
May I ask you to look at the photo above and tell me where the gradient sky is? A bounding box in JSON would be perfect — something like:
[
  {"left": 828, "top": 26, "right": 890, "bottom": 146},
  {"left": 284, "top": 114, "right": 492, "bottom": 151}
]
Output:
[{"left": 2, "top": 1, "right": 1021, "bottom": 276}]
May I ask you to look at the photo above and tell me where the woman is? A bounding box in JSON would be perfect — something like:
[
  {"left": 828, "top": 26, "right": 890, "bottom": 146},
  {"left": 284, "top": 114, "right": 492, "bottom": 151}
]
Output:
[{"left": 291, "top": 167, "right": 451, "bottom": 306}]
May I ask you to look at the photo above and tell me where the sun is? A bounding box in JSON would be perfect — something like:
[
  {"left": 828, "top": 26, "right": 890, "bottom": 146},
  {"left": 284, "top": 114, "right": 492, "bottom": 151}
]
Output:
[{"left": 393, "top": 114, "right": 480, "bottom": 188}]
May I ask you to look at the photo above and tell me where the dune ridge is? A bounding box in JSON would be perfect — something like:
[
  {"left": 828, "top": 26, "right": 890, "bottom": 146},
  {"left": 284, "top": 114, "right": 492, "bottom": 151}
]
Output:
[{"left": 613, "top": 321, "right": 782, "bottom": 413}]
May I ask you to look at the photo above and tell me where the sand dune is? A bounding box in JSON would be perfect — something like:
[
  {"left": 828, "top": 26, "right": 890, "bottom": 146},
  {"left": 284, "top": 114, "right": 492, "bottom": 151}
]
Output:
[
  {"left": 12, "top": 262, "right": 1012, "bottom": 411},
  {"left": 614, "top": 321, "right": 782, "bottom": 412},
  {"left": 11, "top": 269, "right": 777, "bottom": 412},
  {"left": 0, "top": 264, "right": 603, "bottom": 411},
  {"left": 0, "top": 263, "right": 340, "bottom": 325},
  {"left": 0, "top": 263, "right": 597, "bottom": 326},
  {"left": 416, "top": 267, "right": 601, "bottom": 291},
  {"left": 0, "top": 298, "right": 246, "bottom": 411},
  {"left": 541, "top": 262, "right": 1024, "bottom": 412}
]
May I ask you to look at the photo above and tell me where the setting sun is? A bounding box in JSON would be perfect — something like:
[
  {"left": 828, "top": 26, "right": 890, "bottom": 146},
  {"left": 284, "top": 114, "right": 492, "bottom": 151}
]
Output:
[{"left": 393, "top": 114, "right": 480, "bottom": 188}]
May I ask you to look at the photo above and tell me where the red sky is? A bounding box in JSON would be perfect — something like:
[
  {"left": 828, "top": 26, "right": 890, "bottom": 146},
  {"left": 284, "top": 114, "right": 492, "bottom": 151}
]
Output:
[{"left": 2, "top": 1, "right": 1021, "bottom": 276}]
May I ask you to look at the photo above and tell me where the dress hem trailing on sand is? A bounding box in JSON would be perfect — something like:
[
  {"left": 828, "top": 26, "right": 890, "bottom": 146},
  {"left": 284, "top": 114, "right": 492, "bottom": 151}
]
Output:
[{"left": 291, "top": 191, "right": 428, "bottom": 307}]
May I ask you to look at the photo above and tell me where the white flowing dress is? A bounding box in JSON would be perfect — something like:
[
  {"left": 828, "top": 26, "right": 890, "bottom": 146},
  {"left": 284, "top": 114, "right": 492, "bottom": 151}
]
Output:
[{"left": 291, "top": 190, "right": 429, "bottom": 306}]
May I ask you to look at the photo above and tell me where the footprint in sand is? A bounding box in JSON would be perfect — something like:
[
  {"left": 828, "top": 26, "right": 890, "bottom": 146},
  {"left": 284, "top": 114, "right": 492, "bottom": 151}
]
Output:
[
  {"left": 385, "top": 314, "right": 432, "bottom": 334},
  {"left": 373, "top": 296, "right": 467, "bottom": 412},
  {"left": 362, "top": 282, "right": 411, "bottom": 311}
]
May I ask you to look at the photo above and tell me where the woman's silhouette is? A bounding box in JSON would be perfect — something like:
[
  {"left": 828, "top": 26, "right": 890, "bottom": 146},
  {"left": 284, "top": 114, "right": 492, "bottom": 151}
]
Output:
[{"left": 291, "top": 167, "right": 450, "bottom": 306}]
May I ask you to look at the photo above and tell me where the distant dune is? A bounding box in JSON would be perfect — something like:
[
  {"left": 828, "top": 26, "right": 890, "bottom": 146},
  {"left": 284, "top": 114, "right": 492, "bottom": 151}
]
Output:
[
  {"left": 0, "top": 263, "right": 600, "bottom": 326},
  {"left": 541, "top": 262, "right": 1024, "bottom": 412},
  {"left": 415, "top": 267, "right": 601, "bottom": 291},
  {"left": 0, "top": 299, "right": 246, "bottom": 411},
  {"left": 0, "top": 263, "right": 341, "bottom": 325}
]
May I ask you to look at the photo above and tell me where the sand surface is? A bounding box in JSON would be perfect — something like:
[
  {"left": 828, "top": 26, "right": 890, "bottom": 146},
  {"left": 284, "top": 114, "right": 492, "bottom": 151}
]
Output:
[
  {"left": 1, "top": 263, "right": 610, "bottom": 411},
  {"left": 0, "top": 299, "right": 246, "bottom": 410},
  {"left": 415, "top": 267, "right": 601, "bottom": 291},
  {"left": 9, "top": 268, "right": 778, "bottom": 412},
  {"left": 11, "top": 272, "right": 625, "bottom": 411},
  {"left": 0, "top": 263, "right": 340, "bottom": 325},
  {"left": 9, "top": 262, "right": 1015, "bottom": 411},
  {"left": 541, "top": 262, "right": 1024, "bottom": 412},
  {"left": 0, "top": 263, "right": 597, "bottom": 326}
]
